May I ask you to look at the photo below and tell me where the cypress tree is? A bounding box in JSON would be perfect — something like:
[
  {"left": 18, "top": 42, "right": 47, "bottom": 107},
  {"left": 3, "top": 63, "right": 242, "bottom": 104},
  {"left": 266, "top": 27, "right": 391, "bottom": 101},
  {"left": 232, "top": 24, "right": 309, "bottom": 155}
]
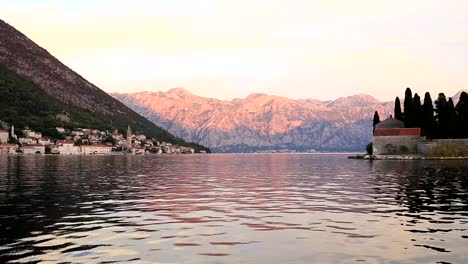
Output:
[
  {"left": 403, "top": 88, "right": 415, "bottom": 127},
  {"left": 455, "top": 91, "right": 468, "bottom": 138},
  {"left": 435, "top": 93, "right": 448, "bottom": 138},
  {"left": 413, "top": 93, "right": 422, "bottom": 128},
  {"left": 422, "top": 92, "right": 435, "bottom": 139},
  {"left": 394, "top": 97, "right": 403, "bottom": 121},
  {"left": 372, "top": 111, "right": 380, "bottom": 133},
  {"left": 447, "top": 98, "right": 457, "bottom": 138}
]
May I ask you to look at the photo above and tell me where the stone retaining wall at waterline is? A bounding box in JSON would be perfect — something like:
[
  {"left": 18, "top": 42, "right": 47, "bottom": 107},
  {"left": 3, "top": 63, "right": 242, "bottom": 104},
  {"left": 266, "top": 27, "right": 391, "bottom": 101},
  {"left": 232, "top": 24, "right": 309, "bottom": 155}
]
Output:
[
  {"left": 417, "top": 139, "right": 468, "bottom": 155},
  {"left": 373, "top": 136, "right": 468, "bottom": 156},
  {"left": 373, "top": 135, "right": 422, "bottom": 155}
]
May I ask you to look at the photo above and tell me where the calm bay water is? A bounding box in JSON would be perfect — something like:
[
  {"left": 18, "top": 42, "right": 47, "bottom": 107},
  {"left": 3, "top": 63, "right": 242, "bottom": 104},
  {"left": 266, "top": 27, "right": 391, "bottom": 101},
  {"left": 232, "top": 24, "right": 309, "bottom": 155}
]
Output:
[{"left": 0, "top": 154, "right": 467, "bottom": 263}]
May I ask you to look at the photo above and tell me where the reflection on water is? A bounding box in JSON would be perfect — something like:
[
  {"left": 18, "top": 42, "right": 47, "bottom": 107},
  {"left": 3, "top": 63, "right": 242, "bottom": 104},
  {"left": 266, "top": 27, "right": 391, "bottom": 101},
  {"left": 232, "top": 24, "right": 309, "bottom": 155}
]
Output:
[{"left": 0, "top": 154, "right": 467, "bottom": 263}]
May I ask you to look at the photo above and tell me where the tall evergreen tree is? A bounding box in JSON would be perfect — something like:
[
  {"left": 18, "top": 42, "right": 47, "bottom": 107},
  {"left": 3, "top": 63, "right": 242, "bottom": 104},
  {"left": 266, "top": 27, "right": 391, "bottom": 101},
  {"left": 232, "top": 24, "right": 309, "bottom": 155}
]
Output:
[
  {"left": 403, "top": 88, "right": 415, "bottom": 127},
  {"left": 394, "top": 97, "right": 403, "bottom": 120},
  {"left": 435, "top": 93, "right": 448, "bottom": 138},
  {"left": 422, "top": 92, "right": 435, "bottom": 139},
  {"left": 455, "top": 91, "right": 468, "bottom": 138},
  {"left": 372, "top": 111, "right": 380, "bottom": 133},
  {"left": 413, "top": 93, "right": 422, "bottom": 128},
  {"left": 447, "top": 98, "right": 457, "bottom": 138}
]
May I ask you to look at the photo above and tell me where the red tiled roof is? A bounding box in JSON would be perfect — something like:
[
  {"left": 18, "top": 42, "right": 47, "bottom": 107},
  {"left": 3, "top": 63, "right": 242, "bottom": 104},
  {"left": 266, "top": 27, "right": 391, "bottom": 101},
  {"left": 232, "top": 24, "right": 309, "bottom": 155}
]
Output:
[
  {"left": 0, "top": 143, "right": 16, "bottom": 147},
  {"left": 374, "top": 128, "right": 421, "bottom": 136},
  {"left": 0, "top": 130, "right": 8, "bottom": 133},
  {"left": 21, "top": 144, "right": 44, "bottom": 148},
  {"left": 82, "top": 145, "right": 112, "bottom": 148}
]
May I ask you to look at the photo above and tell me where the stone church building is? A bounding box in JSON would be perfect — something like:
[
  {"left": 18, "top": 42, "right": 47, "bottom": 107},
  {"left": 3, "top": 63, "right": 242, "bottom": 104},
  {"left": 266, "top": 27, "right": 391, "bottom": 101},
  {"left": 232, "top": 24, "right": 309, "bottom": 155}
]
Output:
[{"left": 372, "top": 117, "right": 422, "bottom": 155}]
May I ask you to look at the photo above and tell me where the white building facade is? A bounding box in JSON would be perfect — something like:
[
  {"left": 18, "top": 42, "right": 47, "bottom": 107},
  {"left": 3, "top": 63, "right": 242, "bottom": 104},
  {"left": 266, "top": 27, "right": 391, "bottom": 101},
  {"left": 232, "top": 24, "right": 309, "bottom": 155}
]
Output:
[
  {"left": 19, "top": 137, "right": 37, "bottom": 145},
  {"left": 0, "top": 130, "right": 8, "bottom": 143},
  {"left": 20, "top": 144, "right": 45, "bottom": 154},
  {"left": 57, "top": 140, "right": 81, "bottom": 155},
  {"left": 0, "top": 143, "right": 17, "bottom": 154},
  {"left": 81, "top": 145, "right": 113, "bottom": 155}
]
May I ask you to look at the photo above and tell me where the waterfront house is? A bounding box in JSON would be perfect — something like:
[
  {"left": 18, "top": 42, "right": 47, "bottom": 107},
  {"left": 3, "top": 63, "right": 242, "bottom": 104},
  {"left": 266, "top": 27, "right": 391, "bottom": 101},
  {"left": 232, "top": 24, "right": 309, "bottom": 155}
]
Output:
[
  {"left": 372, "top": 117, "right": 421, "bottom": 155},
  {"left": 57, "top": 140, "right": 80, "bottom": 155},
  {"left": 0, "top": 130, "right": 8, "bottom": 143},
  {"left": 117, "top": 139, "right": 128, "bottom": 146},
  {"left": 21, "top": 129, "right": 31, "bottom": 136},
  {"left": 113, "top": 133, "right": 124, "bottom": 141},
  {"left": 0, "top": 143, "right": 17, "bottom": 154},
  {"left": 81, "top": 145, "right": 113, "bottom": 155},
  {"left": 179, "top": 146, "right": 195, "bottom": 154},
  {"left": 38, "top": 137, "right": 52, "bottom": 145},
  {"left": 88, "top": 135, "right": 100, "bottom": 144},
  {"left": 21, "top": 129, "right": 41, "bottom": 139},
  {"left": 162, "top": 146, "right": 174, "bottom": 154},
  {"left": 19, "top": 137, "right": 38, "bottom": 145},
  {"left": 20, "top": 144, "right": 45, "bottom": 154},
  {"left": 30, "top": 131, "right": 42, "bottom": 138}
]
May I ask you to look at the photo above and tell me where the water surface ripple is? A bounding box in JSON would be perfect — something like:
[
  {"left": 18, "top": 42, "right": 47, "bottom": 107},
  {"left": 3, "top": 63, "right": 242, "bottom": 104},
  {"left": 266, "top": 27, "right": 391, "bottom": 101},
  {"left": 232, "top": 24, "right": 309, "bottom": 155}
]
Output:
[{"left": 0, "top": 154, "right": 467, "bottom": 263}]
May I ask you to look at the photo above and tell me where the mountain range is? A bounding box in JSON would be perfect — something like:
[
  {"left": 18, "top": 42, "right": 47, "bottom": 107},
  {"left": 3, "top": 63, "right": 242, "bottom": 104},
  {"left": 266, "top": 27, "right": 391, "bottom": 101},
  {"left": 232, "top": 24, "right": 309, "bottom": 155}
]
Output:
[
  {"left": 0, "top": 19, "right": 209, "bottom": 152},
  {"left": 113, "top": 89, "right": 398, "bottom": 152}
]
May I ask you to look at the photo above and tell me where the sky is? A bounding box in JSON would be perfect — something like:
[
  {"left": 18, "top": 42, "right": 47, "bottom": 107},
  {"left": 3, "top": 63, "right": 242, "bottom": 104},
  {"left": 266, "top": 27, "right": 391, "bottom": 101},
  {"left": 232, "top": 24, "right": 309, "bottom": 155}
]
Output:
[{"left": 0, "top": 0, "right": 467, "bottom": 101}]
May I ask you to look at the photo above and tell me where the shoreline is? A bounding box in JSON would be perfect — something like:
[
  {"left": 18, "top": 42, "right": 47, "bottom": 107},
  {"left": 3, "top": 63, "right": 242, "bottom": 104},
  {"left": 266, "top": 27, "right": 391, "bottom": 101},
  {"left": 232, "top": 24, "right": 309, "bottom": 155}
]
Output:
[
  {"left": 348, "top": 154, "right": 468, "bottom": 160},
  {"left": 0, "top": 152, "right": 199, "bottom": 156}
]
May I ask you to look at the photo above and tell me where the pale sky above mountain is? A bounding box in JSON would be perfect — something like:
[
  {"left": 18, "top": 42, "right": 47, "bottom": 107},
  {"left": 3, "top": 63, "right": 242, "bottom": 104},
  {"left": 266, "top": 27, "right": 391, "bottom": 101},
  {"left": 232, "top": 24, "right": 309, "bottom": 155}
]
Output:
[{"left": 0, "top": 0, "right": 467, "bottom": 101}]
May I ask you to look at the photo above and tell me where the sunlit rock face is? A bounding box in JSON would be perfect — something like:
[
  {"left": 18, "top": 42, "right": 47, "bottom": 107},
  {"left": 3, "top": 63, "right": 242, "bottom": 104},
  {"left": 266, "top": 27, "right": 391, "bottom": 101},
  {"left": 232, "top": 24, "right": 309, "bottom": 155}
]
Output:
[{"left": 113, "top": 88, "right": 394, "bottom": 152}]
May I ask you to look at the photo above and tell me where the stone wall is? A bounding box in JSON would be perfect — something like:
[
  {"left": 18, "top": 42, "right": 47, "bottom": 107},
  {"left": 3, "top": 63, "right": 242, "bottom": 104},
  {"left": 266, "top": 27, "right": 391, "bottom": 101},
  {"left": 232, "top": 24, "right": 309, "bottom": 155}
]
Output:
[
  {"left": 373, "top": 135, "right": 422, "bottom": 155},
  {"left": 417, "top": 139, "right": 468, "bottom": 155}
]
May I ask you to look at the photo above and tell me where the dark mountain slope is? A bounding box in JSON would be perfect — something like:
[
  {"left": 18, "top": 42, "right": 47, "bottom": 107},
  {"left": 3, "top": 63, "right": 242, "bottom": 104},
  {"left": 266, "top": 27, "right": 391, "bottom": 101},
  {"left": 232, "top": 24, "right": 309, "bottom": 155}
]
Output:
[{"left": 0, "top": 19, "right": 208, "bottom": 151}]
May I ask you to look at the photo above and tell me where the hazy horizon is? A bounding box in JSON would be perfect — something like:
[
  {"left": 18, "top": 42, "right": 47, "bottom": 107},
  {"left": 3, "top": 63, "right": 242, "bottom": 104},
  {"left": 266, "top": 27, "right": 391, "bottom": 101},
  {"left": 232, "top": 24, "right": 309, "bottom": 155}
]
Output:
[{"left": 1, "top": 0, "right": 467, "bottom": 101}]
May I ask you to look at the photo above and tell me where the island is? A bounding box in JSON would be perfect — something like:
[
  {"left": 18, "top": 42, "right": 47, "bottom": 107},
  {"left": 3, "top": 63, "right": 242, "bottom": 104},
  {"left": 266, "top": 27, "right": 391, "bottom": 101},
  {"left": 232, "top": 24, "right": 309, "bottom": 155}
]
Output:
[{"left": 353, "top": 88, "right": 468, "bottom": 160}]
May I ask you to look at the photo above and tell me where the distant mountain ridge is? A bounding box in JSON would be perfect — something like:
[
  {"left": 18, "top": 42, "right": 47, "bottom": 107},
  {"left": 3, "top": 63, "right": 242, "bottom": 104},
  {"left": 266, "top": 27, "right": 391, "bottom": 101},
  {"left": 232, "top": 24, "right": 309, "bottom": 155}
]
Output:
[
  {"left": 451, "top": 89, "right": 468, "bottom": 104},
  {"left": 0, "top": 19, "right": 209, "bottom": 151},
  {"left": 113, "top": 88, "right": 396, "bottom": 152}
]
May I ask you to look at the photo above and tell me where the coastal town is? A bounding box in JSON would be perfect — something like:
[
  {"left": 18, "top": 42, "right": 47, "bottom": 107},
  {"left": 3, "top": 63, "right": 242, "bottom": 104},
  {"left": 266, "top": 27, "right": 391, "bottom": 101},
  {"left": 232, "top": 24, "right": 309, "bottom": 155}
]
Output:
[{"left": 0, "top": 121, "right": 198, "bottom": 155}]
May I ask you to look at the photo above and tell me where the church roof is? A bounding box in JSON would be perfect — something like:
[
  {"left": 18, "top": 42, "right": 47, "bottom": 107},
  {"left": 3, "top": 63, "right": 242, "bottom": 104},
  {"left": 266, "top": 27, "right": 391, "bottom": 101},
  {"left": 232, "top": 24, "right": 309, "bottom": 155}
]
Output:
[{"left": 375, "top": 117, "right": 404, "bottom": 129}]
